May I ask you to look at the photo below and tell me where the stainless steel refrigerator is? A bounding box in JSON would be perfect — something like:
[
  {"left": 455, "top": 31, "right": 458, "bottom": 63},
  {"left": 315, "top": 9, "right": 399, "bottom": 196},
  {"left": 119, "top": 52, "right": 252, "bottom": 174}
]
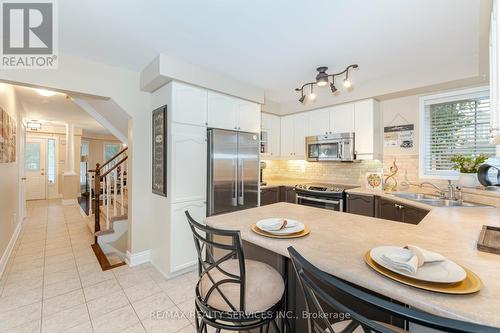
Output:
[{"left": 207, "top": 129, "right": 259, "bottom": 216}]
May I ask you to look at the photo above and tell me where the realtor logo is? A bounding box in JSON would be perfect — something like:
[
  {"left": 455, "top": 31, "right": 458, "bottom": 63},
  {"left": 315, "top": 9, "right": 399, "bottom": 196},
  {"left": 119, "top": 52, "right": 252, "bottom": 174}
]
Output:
[{"left": 1, "top": 0, "right": 58, "bottom": 68}]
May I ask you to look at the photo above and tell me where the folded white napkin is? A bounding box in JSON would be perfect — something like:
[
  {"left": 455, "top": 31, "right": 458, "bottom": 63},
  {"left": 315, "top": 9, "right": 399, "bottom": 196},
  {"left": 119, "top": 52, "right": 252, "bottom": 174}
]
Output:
[
  {"left": 380, "top": 245, "right": 446, "bottom": 274},
  {"left": 260, "top": 219, "right": 298, "bottom": 231}
]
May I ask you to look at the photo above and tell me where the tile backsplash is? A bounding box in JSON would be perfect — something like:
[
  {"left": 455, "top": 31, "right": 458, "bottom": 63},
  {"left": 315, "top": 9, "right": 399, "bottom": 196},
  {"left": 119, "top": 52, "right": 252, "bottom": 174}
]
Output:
[{"left": 262, "top": 154, "right": 420, "bottom": 186}]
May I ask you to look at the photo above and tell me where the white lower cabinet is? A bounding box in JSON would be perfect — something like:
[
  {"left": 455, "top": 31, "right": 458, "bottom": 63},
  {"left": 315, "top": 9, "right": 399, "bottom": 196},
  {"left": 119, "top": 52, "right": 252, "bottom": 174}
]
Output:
[
  {"left": 170, "top": 123, "right": 207, "bottom": 202},
  {"left": 170, "top": 200, "right": 205, "bottom": 273}
]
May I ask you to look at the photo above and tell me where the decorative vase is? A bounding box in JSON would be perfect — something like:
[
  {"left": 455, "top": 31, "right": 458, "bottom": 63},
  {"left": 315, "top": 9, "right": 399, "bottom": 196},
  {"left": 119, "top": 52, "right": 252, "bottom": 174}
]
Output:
[{"left": 458, "top": 173, "right": 480, "bottom": 188}]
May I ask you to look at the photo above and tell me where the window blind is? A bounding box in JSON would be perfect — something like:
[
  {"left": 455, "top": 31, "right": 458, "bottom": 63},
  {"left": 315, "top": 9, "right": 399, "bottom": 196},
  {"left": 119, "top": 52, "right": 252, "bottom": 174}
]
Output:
[{"left": 422, "top": 94, "right": 495, "bottom": 177}]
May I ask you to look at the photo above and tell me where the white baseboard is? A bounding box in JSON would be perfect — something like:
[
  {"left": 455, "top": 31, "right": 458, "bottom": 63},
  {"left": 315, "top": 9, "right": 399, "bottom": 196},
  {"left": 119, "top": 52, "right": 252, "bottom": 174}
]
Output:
[
  {"left": 150, "top": 260, "right": 196, "bottom": 280},
  {"left": 0, "top": 222, "right": 22, "bottom": 279},
  {"left": 62, "top": 199, "right": 78, "bottom": 205},
  {"left": 125, "top": 249, "right": 151, "bottom": 267}
]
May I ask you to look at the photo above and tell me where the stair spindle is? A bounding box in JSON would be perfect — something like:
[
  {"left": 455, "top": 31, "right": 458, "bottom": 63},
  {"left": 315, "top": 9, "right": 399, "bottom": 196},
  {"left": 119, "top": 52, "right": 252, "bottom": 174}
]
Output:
[{"left": 120, "top": 164, "right": 124, "bottom": 215}]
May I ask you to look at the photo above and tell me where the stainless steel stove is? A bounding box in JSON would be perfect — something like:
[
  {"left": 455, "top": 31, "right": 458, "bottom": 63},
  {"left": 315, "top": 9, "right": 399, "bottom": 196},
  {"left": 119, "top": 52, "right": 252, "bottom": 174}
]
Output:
[{"left": 294, "top": 183, "right": 357, "bottom": 212}]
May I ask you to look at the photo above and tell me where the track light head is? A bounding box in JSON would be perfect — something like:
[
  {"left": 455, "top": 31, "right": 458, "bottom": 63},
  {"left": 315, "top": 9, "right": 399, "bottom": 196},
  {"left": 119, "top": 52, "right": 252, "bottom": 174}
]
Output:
[
  {"left": 299, "top": 95, "right": 306, "bottom": 103},
  {"left": 330, "top": 83, "right": 337, "bottom": 93}
]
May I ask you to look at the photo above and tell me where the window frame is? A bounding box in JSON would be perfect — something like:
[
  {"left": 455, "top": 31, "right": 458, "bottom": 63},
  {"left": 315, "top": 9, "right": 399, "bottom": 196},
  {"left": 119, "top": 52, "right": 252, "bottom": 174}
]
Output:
[
  {"left": 103, "top": 142, "right": 121, "bottom": 163},
  {"left": 419, "top": 86, "right": 491, "bottom": 180}
]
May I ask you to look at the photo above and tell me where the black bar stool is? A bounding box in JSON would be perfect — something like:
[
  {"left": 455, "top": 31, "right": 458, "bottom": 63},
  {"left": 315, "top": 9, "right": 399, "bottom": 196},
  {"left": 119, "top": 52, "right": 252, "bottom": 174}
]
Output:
[
  {"left": 287, "top": 246, "right": 500, "bottom": 333},
  {"left": 185, "top": 211, "right": 285, "bottom": 333}
]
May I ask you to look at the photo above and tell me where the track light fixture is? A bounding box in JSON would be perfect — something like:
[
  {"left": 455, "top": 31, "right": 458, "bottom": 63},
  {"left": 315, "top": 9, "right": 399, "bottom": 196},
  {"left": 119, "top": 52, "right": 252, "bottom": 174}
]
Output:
[{"left": 295, "top": 64, "right": 358, "bottom": 103}]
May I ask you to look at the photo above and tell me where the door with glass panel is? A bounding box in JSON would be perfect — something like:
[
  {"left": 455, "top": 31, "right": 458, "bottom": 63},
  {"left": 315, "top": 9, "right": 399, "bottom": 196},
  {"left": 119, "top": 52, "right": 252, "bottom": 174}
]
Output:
[{"left": 25, "top": 138, "right": 47, "bottom": 200}]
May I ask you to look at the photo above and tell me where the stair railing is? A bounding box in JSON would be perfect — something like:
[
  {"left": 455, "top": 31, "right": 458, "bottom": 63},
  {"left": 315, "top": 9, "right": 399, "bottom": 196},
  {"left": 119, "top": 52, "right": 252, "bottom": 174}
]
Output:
[{"left": 88, "top": 146, "right": 128, "bottom": 243}]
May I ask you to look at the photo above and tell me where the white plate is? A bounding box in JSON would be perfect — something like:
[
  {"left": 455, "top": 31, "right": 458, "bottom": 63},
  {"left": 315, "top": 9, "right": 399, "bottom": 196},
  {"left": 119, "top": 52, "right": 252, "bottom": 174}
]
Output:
[
  {"left": 256, "top": 218, "right": 305, "bottom": 235},
  {"left": 370, "top": 246, "right": 466, "bottom": 284}
]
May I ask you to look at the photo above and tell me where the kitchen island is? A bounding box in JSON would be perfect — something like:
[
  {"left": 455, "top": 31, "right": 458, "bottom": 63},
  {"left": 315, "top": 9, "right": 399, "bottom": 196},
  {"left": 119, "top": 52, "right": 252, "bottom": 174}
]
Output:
[{"left": 205, "top": 202, "right": 500, "bottom": 329}]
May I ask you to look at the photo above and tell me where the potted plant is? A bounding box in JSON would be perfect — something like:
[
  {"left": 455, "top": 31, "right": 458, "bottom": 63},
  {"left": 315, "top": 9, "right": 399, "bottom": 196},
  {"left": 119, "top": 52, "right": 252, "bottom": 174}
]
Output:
[{"left": 450, "top": 154, "right": 488, "bottom": 187}]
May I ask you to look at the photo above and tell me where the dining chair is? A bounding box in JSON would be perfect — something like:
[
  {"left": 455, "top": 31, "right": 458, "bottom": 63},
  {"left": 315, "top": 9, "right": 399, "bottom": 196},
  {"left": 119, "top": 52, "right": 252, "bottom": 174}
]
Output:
[
  {"left": 185, "top": 211, "right": 285, "bottom": 333},
  {"left": 287, "top": 246, "right": 500, "bottom": 333}
]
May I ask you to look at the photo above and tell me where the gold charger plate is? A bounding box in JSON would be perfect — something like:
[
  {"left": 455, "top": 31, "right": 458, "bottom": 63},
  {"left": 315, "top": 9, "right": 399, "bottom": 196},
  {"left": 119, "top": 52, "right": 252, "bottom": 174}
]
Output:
[
  {"left": 251, "top": 223, "right": 310, "bottom": 239},
  {"left": 364, "top": 251, "right": 482, "bottom": 294}
]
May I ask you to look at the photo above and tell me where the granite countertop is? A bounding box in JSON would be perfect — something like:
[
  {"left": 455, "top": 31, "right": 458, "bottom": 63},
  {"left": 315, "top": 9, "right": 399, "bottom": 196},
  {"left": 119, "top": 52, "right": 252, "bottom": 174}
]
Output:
[{"left": 205, "top": 202, "right": 500, "bottom": 327}]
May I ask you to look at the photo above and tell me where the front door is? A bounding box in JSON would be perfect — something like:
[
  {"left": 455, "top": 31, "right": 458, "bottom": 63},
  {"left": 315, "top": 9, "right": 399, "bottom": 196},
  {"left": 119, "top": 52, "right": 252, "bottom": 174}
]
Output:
[{"left": 25, "top": 138, "right": 47, "bottom": 200}]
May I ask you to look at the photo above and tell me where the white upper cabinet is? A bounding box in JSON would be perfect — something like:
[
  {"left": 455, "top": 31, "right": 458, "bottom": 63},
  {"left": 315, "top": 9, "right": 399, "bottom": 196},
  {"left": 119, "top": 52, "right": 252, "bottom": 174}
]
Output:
[
  {"left": 276, "top": 99, "right": 380, "bottom": 160},
  {"left": 237, "top": 100, "right": 261, "bottom": 133},
  {"left": 280, "top": 113, "right": 308, "bottom": 158},
  {"left": 207, "top": 91, "right": 238, "bottom": 130},
  {"left": 261, "top": 113, "right": 281, "bottom": 157},
  {"left": 330, "top": 103, "right": 355, "bottom": 133},
  {"left": 171, "top": 82, "right": 208, "bottom": 127},
  {"left": 307, "top": 103, "right": 355, "bottom": 136},
  {"left": 308, "top": 109, "right": 330, "bottom": 136},
  {"left": 208, "top": 91, "right": 261, "bottom": 133},
  {"left": 280, "top": 115, "right": 294, "bottom": 157},
  {"left": 354, "top": 99, "right": 381, "bottom": 160}
]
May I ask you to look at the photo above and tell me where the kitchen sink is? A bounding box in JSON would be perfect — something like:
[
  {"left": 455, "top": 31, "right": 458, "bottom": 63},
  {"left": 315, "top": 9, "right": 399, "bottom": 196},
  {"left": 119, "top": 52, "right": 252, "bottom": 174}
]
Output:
[
  {"left": 391, "top": 192, "right": 439, "bottom": 200},
  {"left": 390, "top": 192, "right": 489, "bottom": 207}
]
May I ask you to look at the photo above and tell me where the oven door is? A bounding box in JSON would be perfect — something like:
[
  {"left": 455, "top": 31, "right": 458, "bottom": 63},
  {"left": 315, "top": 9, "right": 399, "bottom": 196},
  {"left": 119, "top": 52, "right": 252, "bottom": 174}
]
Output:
[
  {"left": 296, "top": 195, "right": 343, "bottom": 212},
  {"left": 307, "top": 142, "right": 341, "bottom": 162}
]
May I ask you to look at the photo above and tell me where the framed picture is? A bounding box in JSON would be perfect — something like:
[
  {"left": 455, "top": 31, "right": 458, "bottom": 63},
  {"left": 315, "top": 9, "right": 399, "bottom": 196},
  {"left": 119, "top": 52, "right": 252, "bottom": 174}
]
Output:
[
  {"left": 152, "top": 105, "right": 167, "bottom": 196},
  {"left": 0, "top": 107, "right": 16, "bottom": 163}
]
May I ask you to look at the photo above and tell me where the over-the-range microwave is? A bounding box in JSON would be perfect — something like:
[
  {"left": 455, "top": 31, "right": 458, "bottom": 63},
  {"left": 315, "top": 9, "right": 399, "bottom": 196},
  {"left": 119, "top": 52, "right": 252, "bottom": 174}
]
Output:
[{"left": 306, "top": 132, "right": 355, "bottom": 162}]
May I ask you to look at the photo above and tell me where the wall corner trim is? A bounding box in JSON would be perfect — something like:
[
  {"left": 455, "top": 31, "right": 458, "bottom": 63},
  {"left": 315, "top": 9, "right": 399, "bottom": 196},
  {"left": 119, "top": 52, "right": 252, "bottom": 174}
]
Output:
[
  {"left": 125, "top": 249, "right": 152, "bottom": 267},
  {"left": 0, "top": 222, "right": 23, "bottom": 280}
]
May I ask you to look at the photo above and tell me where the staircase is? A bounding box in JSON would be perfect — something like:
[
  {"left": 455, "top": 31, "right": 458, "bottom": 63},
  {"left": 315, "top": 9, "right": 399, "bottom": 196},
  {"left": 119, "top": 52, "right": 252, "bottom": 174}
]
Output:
[{"left": 87, "top": 147, "right": 128, "bottom": 270}]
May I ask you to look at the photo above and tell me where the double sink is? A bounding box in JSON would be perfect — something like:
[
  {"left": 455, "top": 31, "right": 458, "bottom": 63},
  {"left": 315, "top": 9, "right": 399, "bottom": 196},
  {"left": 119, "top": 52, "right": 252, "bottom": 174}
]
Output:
[{"left": 390, "top": 192, "right": 485, "bottom": 207}]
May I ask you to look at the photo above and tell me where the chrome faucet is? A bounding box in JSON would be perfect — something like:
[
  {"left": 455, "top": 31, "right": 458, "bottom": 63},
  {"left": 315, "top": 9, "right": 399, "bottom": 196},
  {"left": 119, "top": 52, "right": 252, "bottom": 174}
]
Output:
[
  {"left": 419, "top": 180, "right": 461, "bottom": 200},
  {"left": 419, "top": 181, "right": 447, "bottom": 199}
]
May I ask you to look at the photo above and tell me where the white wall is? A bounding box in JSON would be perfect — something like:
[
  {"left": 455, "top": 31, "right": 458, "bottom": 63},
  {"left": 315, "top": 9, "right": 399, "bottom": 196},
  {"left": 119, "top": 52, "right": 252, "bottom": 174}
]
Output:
[
  {"left": 0, "top": 83, "right": 25, "bottom": 275},
  {"left": 83, "top": 136, "right": 122, "bottom": 171},
  {"left": 0, "top": 53, "right": 152, "bottom": 256}
]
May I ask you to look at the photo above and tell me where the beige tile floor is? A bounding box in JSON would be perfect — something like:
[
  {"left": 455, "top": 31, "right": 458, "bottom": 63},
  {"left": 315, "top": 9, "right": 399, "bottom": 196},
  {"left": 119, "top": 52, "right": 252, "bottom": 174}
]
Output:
[{"left": 0, "top": 199, "right": 200, "bottom": 333}]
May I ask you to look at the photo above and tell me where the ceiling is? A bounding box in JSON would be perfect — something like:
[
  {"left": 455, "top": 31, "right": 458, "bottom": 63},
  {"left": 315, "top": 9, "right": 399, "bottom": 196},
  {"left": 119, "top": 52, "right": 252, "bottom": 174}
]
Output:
[
  {"left": 59, "top": 0, "right": 489, "bottom": 107},
  {"left": 15, "top": 86, "right": 116, "bottom": 137}
]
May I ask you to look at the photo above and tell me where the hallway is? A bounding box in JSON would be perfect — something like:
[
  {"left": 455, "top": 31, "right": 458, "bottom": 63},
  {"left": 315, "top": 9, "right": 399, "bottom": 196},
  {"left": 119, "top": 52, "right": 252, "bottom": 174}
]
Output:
[{"left": 0, "top": 200, "right": 197, "bottom": 333}]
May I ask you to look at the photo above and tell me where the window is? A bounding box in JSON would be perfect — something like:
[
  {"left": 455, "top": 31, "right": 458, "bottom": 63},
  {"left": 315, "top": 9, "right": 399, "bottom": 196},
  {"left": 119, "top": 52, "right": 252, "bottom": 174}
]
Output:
[
  {"left": 25, "top": 142, "right": 40, "bottom": 171},
  {"left": 80, "top": 141, "right": 89, "bottom": 185},
  {"left": 420, "top": 87, "right": 496, "bottom": 178},
  {"left": 104, "top": 143, "right": 121, "bottom": 162},
  {"left": 47, "top": 139, "right": 56, "bottom": 184}
]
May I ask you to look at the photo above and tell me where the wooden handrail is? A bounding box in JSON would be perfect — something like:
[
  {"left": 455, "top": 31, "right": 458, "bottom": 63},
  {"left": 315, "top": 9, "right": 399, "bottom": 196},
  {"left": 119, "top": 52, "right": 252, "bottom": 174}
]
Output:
[
  {"left": 93, "top": 148, "right": 128, "bottom": 243},
  {"left": 101, "top": 156, "right": 128, "bottom": 178},
  {"left": 97, "top": 146, "right": 128, "bottom": 171}
]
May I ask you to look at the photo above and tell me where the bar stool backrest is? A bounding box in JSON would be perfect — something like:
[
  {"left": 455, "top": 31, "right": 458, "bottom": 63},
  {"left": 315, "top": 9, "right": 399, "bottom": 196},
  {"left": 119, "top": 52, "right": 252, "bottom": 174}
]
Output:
[
  {"left": 185, "top": 211, "right": 246, "bottom": 313},
  {"left": 287, "top": 246, "right": 500, "bottom": 333}
]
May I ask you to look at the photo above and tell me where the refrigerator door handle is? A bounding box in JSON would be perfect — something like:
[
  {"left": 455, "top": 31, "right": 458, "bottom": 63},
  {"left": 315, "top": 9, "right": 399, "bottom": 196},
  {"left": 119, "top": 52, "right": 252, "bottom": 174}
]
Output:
[
  {"left": 238, "top": 159, "right": 244, "bottom": 205},
  {"left": 232, "top": 158, "right": 237, "bottom": 207}
]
